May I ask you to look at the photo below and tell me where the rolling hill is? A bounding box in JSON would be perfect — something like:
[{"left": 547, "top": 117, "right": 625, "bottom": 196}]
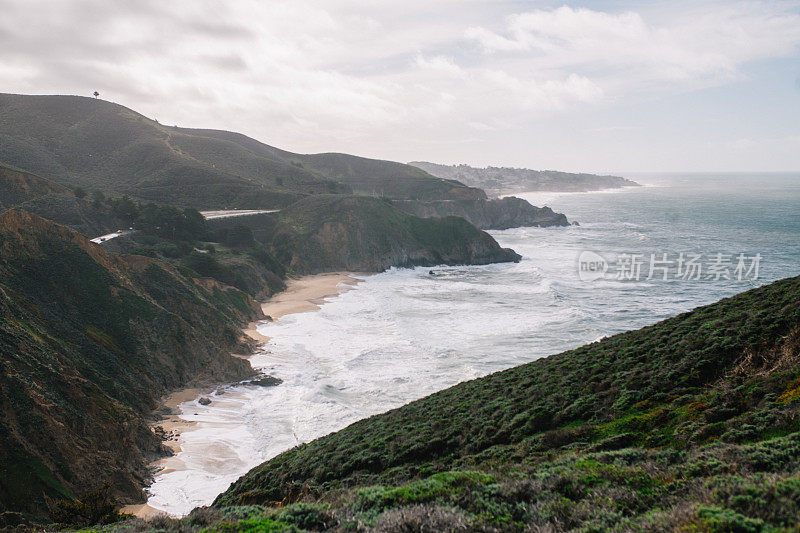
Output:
[
  {"left": 0, "top": 94, "right": 344, "bottom": 208},
  {"left": 0, "top": 94, "right": 474, "bottom": 208},
  {"left": 0, "top": 94, "right": 570, "bottom": 230}
]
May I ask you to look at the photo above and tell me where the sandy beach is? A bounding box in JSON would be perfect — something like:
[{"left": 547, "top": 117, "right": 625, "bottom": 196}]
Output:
[
  {"left": 242, "top": 272, "right": 362, "bottom": 344},
  {"left": 261, "top": 272, "right": 363, "bottom": 319},
  {"left": 124, "top": 272, "right": 365, "bottom": 518}
]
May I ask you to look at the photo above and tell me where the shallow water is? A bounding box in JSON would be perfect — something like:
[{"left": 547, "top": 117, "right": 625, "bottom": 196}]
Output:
[{"left": 146, "top": 173, "right": 800, "bottom": 515}]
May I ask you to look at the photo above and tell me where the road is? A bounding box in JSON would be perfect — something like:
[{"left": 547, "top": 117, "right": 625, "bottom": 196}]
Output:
[
  {"left": 90, "top": 209, "right": 279, "bottom": 244},
  {"left": 90, "top": 229, "right": 135, "bottom": 244},
  {"left": 200, "top": 209, "right": 279, "bottom": 220}
]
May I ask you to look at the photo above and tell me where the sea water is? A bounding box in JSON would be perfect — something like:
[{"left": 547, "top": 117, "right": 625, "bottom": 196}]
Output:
[{"left": 146, "top": 173, "right": 800, "bottom": 515}]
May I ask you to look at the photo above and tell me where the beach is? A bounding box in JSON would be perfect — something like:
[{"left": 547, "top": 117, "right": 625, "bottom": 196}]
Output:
[{"left": 123, "top": 272, "right": 364, "bottom": 517}]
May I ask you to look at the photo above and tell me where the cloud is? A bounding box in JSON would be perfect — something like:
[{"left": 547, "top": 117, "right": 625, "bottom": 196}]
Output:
[
  {"left": 0, "top": 0, "right": 798, "bottom": 170},
  {"left": 465, "top": 4, "right": 800, "bottom": 91}
]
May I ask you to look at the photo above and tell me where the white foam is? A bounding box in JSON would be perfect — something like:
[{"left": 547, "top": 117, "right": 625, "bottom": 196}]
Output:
[{"left": 144, "top": 179, "right": 800, "bottom": 516}]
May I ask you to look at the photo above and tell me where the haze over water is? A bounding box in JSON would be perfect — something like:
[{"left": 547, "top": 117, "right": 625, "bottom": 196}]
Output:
[{"left": 147, "top": 173, "right": 800, "bottom": 515}]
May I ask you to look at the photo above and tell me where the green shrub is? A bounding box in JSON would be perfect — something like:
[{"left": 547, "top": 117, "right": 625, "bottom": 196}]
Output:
[{"left": 697, "top": 506, "right": 764, "bottom": 532}]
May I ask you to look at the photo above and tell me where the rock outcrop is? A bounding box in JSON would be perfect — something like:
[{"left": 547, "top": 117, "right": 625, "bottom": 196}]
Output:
[
  {"left": 267, "top": 195, "right": 521, "bottom": 274},
  {"left": 394, "top": 196, "right": 569, "bottom": 229}
]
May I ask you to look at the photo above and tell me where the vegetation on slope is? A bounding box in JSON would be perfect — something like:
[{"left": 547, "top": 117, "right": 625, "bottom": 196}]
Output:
[
  {"left": 0, "top": 210, "right": 263, "bottom": 518},
  {"left": 394, "top": 196, "right": 569, "bottom": 230},
  {"left": 0, "top": 163, "right": 73, "bottom": 210},
  {"left": 0, "top": 94, "right": 569, "bottom": 231},
  {"left": 192, "top": 275, "right": 800, "bottom": 531},
  {"left": 265, "top": 195, "right": 521, "bottom": 274},
  {"left": 0, "top": 162, "right": 137, "bottom": 236},
  {"left": 0, "top": 94, "right": 344, "bottom": 208},
  {"left": 295, "top": 153, "right": 484, "bottom": 202}
]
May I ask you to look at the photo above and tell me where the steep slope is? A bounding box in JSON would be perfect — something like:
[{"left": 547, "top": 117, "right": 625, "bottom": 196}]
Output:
[
  {"left": 0, "top": 162, "right": 72, "bottom": 210},
  {"left": 0, "top": 210, "right": 262, "bottom": 517},
  {"left": 265, "top": 195, "right": 521, "bottom": 274},
  {"left": 211, "top": 276, "right": 800, "bottom": 531},
  {"left": 411, "top": 161, "right": 640, "bottom": 196}
]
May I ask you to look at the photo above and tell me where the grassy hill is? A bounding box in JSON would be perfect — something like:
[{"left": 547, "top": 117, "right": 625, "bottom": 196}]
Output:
[
  {"left": 0, "top": 162, "right": 123, "bottom": 236},
  {"left": 0, "top": 94, "right": 344, "bottom": 208},
  {"left": 0, "top": 210, "right": 262, "bottom": 518},
  {"left": 192, "top": 275, "right": 800, "bottom": 531},
  {"left": 0, "top": 94, "right": 572, "bottom": 231},
  {"left": 0, "top": 94, "right": 480, "bottom": 208},
  {"left": 295, "top": 153, "right": 485, "bottom": 202}
]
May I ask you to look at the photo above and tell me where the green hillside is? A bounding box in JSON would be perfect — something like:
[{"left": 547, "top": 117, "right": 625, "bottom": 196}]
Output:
[
  {"left": 266, "top": 195, "right": 521, "bottom": 273},
  {"left": 0, "top": 94, "right": 480, "bottom": 208},
  {"left": 296, "top": 153, "right": 485, "bottom": 201},
  {"left": 195, "top": 275, "right": 800, "bottom": 531},
  {"left": 0, "top": 94, "right": 570, "bottom": 230},
  {"left": 0, "top": 163, "right": 72, "bottom": 210},
  {"left": 0, "top": 94, "right": 344, "bottom": 208},
  {"left": 0, "top": 210, "right": 262, "bottom": 517}
]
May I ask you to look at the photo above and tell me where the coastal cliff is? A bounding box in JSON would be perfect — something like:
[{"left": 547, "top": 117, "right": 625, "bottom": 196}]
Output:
[
  {"left": 267, "top": 195, "right": 521, "bottom": 274},
  {"left": 394, "top": 196, "right": 569, "bottom": 230},
  {"left": 0, "top": 210, "right": 262, "bottom": 516}
]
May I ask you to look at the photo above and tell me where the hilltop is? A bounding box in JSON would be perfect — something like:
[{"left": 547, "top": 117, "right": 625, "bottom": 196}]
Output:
[
  {"left": 0, "top": 94, "right": 343, "bottom": 208},
  {"left": 0, "top": 210, "right": 263, "bottom": 517},
  {"left": 410, "top": 161, "right": 640, "bottom": 197},
  {"left": 200, "top": 275, "right": 800, "bottom": 531}
]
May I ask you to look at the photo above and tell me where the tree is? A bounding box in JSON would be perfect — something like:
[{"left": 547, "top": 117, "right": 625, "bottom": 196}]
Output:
[
  {"left": 226, "top": 224, "right": 254, "bottom": 247},
  {"left": 109, "top": 195, "right": 139, "bottom": 223},
  {"left": 91, "top": 190, "right": 105, "bottom": 209},
  {"left": 93, "top": 91, "right": 99, "bottom": 99},
  {"left": 73, "top": 187, "right": 87, "bottom": 199}
]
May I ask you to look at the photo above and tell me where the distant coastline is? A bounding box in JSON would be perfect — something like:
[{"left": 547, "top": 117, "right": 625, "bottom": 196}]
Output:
[{"left": 409, "top": 161, "right": 640, "bottom": 198}]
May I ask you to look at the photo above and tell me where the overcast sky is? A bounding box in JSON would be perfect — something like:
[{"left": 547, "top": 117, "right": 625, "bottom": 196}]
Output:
[{"left": 2, "top": 0, "right": 800, "bottom": 173}]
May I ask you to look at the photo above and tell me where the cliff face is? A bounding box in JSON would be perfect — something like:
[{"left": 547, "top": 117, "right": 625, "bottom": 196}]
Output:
[
  {"left": 0, "top": 210, "right": 262, "bottom": 516},
  {"left": 394, "top": 196, "right": 570, "bottom": 229},
  {"left": 267, "top": 195, "right": 521, "bottom": 274}
]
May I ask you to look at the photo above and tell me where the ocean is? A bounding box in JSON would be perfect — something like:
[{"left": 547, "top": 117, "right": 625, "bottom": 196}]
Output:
[{"left": 146, "top": 173, "right": 800, "bottom": 515}]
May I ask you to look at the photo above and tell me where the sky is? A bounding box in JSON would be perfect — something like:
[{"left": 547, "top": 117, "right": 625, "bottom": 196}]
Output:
[{"left": 1, "top": 0, "right": 799, "bottom": 173}]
